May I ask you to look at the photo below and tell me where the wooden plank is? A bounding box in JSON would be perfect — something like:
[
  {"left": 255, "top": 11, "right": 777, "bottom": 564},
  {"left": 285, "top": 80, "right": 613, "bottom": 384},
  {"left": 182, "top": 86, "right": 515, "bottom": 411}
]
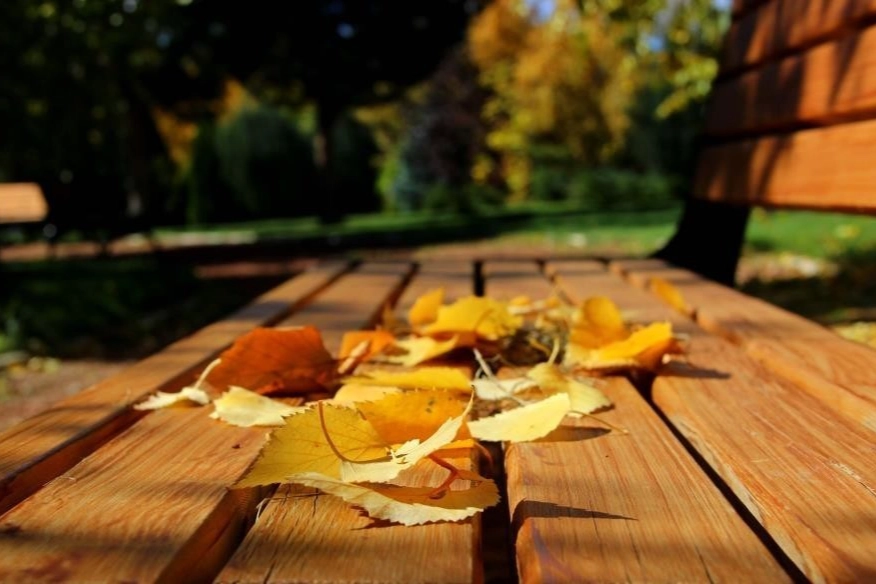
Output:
[
  {"left": 708, "top": 23, "right": 876, "bottom": 136},
  {"left": 0, "top": 261, "right": 349, "bottom": 515},
  {"left": 694, "top": 118, "right": 876, "bottom": 211},
  {"left": 0, "top": 184, "right": 47, "bottom": 223},
  {"left": 611, "top": 258, "right": 876, "bottom": 430},
  {"left": 721, "top": 0, "right": 876, "bottom": 74},
  {"left": 0, "top": 262, "right": 412, "bottom": 583},
  {"left": 484, "top": 261, "right": 788, "bottom": 582},
  {"left": 218, "top": 262, "right": 481, "bottom": 584},
  {"left": 585, "top": 261, "right": 876, "bottom": 582}
]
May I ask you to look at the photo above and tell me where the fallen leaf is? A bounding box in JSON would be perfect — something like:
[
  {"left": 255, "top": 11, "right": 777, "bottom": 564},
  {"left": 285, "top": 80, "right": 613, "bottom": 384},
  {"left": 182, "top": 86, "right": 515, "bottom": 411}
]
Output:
[
  {"left": 423, "top": 297, "right": 522, "bottom": 341},
  {"left": 290, "top": 469, "right": 499, "bottom": 525},
  {"left": 408, "top": 288, "right": 444, "bottom": 328},
  {"left": 650, "top": 277, "right": 691, "bottom": 314},
  {"left": 236, "top": 404, "right": 388, "bottom": 486},
  {"left": 472, "top": 377, "right": 537, "bottom": 401},
  {"left": 357, "top": 389, "right": 470, "bottom": 444},
  {"left": 565, "top": 322, "right": 676, "bottom": 371},
  {"left": 332, "top": 384, "right": 401, "bottom": 405},
  {"left": 208, "top": 326, "right": 336, "bottom": 395},
  {"left": 343, "top": 367, "right": 472, "bottom": 392},
  {"left": 570, "top": 296, "right": 628, "bottom": 348},
  {"left": 469, "top": 393, "right": 571, "bottom": 442},
  {"left": 526, "top": 363, "right": 611, "bottom": 414},
  {"left": 339, "top": 330, "right": 396, "bottom": 361},
  {"left": 385, "top": 336, "right": 462, "bottom": 367},
  {"left": 134, "top": 386, "right": 210, "bottom": 410},
  {"left": 209, "top": 386, "right": 305, "bottom": 427}
]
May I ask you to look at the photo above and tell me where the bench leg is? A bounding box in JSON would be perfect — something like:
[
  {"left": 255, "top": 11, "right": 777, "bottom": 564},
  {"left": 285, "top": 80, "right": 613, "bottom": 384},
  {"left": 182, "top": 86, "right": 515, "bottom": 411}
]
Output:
[{"left": 653, "top": 199, "right": 750, "bottom": 286}]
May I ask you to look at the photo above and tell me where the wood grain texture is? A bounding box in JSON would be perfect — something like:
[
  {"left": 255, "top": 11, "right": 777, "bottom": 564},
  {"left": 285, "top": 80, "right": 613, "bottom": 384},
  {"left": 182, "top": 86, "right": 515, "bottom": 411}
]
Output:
[
  {"left": 0, "top": 263, "right": 409, "bottom": 583},
  {"left": 708, "top": 23, "right": 876, "bottom": 136},
  {"left": 217, "top": 262, "right": 483, "bottom": 584},
  {"left": 0, "top": 261, "right": 349, "bottom": 516},
  {"left": 721, "top": 0, "right": 876, "bottom": 74},
  {"left": 588, "top": 261, "right": 876, "bottom": 582},
  {"left": 694, "top": 118, "right": 876, "bottom": 211},
  {"left": 488, "top": 261, "right": 787, "bottom": 582},
  {"left": 612, "top": 258, "right": 876, "bottom": 431}
]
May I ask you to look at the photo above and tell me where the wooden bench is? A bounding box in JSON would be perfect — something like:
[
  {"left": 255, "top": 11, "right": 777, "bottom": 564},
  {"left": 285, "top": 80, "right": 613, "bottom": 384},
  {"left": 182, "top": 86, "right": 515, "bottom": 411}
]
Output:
[
  {"left": 0, "top": 183, "right": 48, "bottom": 238},
  {"left": 3, "top": 2, "right": 876, "bottom": 582}
]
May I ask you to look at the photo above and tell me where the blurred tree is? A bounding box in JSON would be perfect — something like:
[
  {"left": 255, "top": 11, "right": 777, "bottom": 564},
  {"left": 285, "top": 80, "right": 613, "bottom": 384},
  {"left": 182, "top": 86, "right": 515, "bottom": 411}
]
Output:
[{"left": 183, "top": 0, "right": 484, "bottom": 222}]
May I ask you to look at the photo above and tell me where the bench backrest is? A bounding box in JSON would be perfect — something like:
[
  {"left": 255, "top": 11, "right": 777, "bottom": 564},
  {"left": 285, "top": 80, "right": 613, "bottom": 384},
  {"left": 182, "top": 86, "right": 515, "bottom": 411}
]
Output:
[
  {"left": 0, "top": 183, "right": 48, "bottom": 224},
  {"left": 695, "top": 0, "right": 876, "bottom": 213}
]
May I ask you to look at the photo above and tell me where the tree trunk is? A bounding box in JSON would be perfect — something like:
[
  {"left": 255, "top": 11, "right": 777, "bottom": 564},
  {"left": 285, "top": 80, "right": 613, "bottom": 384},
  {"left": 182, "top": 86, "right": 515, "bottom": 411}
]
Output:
[{"left": 314, "top": 100, "right": 343, "bottom": 224}]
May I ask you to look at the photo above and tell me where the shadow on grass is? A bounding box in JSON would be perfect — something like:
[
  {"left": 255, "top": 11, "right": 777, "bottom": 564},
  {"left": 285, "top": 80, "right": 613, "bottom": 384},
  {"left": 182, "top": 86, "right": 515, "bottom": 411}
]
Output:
[
  {"left": 740, "top": 246, "right": 876, "bottom": 325},
  {"left": 0, "top": 256, "right": 288, "bottom": 359}
]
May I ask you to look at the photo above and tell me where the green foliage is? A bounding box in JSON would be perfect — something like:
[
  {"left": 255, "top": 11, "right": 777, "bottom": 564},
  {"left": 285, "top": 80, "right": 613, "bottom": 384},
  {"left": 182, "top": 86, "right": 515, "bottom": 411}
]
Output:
[{"left": 529, "top": 165, "right": 678, "bottom": 211}]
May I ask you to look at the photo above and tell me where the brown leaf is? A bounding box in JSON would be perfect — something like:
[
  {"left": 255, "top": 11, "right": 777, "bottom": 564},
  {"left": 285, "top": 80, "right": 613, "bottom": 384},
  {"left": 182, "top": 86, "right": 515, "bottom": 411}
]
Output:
[{"left": 208, "top": 326, "right": 337, "bottom": 396}]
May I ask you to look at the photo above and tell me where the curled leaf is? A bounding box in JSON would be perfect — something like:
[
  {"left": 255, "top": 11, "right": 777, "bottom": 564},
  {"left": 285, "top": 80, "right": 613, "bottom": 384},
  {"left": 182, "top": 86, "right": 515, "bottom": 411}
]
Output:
[
  {"left": 210, "top": 386, "right": 304, "bottom": 427},
  {"left": 332, "top": 384, "right": 401, "bottom": 406},
  {"left": 408, "top": 288, "right": 444, "bottom": 328},
  {"left": 134, "top": 386, "right": 210, "bottom": 410},
  {"left": 526, "top": 363, "right": 610, "bottom": 414},
  {"left": 339, "top": 330, "right": 396, "bottom": 361},
  {"left": 385, "top": 336, "right": 462, "bottom": 367},
  {"left": 565, "top": 322, "right": 678, "bottom": 371},
  {"left": 423, "top": 296, "right": 522, "bottom": 341},
  {"left": 357, "top": 389, "right": 470, "bottom": 444},
  {"left": 469, "top": 393, "right": 571, "bottom": 442},
  {"left": 650, "top": 277, "right": 690, "bottom": 314},
  {"left": 472, "top": 377, "right": 537, "bottom": 401},
  {"left": 291, "top": 469, "right": 500, "bottom": 526}
]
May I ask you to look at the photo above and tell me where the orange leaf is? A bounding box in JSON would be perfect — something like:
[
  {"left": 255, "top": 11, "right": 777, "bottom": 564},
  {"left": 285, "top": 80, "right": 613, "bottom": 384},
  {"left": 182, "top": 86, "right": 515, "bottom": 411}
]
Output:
[
  {"left": 408, "top": 288, "right": 445, "bottom": 328},
  {"left": 208, "top": 326, "right": 336, "bottom": 396},
  {"left": 650, "top": 277, "right": 691, "bottom": 315},
  {"left": 339, "top": 330, "right": 396, "bottom": 360}
]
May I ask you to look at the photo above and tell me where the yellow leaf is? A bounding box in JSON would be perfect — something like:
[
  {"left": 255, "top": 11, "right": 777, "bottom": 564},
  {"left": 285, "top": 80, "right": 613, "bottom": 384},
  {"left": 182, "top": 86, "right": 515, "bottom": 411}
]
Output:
[
  {"left": 385, "top": 336, "right": 462, "bottom": 367},
  {"left": 469, "top": 393, "right": 571, "bottom": 442},
  {"left": 526, "top": 363, "right": 611, "bottom": 414},
  {"left": 650, "top": 277, "right": 690, "bottom": 314},
  {"left": 408, "top": 287, "right": 444, "bottom": 328},
  {"left": 332, "top": 384, "right": 401, "bottom": 406},
  {"left": 423, "top": 296, "right": 522, "bottom": 341},
  {"left": 290, "top": 469, "right": 499, "bottom": 526},
  {"left": 472, "top": 377, "right": 537, "bottom": 401},
  {"left": 570, "top": 296, "right": 628, "bottom": 348},
  {"left": 134, "top": 386, "right": 210, "bottom": 410},
  {"left": 236, "top": 404, "right": 388, "bottom": 486},
  {"left": 343, "top": 367, "right": 472, "bottom": 392},
  {"left": 565, "top": 322, "right": 676, "bottom": 371},
  {"left": 357, "top": 389, "right": 470, "bottom": 445},
  {"left": 209, "top": 386, "right": 305, "bottom": 427}
]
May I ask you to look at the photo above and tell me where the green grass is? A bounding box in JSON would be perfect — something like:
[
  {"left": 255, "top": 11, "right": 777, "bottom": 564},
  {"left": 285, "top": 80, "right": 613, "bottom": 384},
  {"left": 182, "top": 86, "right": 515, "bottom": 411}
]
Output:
[{"left": 744, "top": 209, "right": 876, "bottom": 259}]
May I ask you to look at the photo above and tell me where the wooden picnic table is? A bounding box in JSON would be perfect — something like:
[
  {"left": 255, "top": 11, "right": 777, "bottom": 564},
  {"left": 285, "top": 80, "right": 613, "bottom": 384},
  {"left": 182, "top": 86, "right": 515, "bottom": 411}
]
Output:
[{"left": 1, "top": 258, "right": 874, "bottom": 583}]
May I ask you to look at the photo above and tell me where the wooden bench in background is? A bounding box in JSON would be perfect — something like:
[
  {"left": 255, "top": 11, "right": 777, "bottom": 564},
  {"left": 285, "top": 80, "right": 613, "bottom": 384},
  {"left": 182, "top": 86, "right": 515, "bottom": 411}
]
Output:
[
  {"left": 0, "top": 183, "right": 48, "bottom": 238},
  {"left": 2, "top": 1, "right": 876, "bottom": 581}
]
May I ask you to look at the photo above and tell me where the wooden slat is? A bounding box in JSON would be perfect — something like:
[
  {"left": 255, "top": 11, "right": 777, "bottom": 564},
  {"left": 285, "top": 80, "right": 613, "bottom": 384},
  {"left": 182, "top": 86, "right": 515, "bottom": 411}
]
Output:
[
  {"left": 721, "top": 0, "right": 876, "bottom": 74},
  {"left": 0, "top": 184, "right": 47, "bottom": 223},
  {"left": 0, "top": 261, "right": 348, "bottom": 515},
  {"left": 694, "top": 118, "right": 876, "bottom": 211},
  {"left": 585, "top": 262, "right": 876, "bottom": 582},
  {"left": 611, "top": 258, "right": 876, "bottom": 431},
  {"left": 0, "top": 263, "right": 413, "bottom": 583},
  {"left": 483, "top": 261, "right": 787, "bottom": 582},
  {"left": 218, "top": 262, "right": 479, "bottom": 584},
  {"left": 708, "top": 23, "right": 876, "bottom": 136}
]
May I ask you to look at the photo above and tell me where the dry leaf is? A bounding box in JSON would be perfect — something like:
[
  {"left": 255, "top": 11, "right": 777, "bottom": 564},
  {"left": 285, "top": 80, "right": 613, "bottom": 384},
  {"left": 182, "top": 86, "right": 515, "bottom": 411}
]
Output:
[
  {"left": 209, "top": 386, "right": 305, "bottom": 427},
  {"left": 332, "top": 384, "right": 401, "bottom": 405},
  {"left": 134, "top": 386, "right": 210, "bottom": 410},
  {"left": 357, "top": 389, "right": 470, "bottom": 444},
  {"left": 650, "top": 277, "right": 691, "bottom": 314},
  {"left": 385, "top": 336, "right": 462, "bottom": 367},
  {"left": 237, "top": 404, "right": 388, "bottom": 486},
  {"left": 339, "top": 330, "right": 396, "bottom": 361},
  {"left": 570, "top": 296, "right": 628, "bottom": 348},
  {"left": 423, "top": 296, "right": 522, "bottom": 341},
  {"left": 343, "top": 367, "right": 472, "bottom": 392},
  {"left": 208, "top": 326, "right": 337, "bottom": 395},
  {"left": 408, "top": 288, "right": 444, "bottom": 328},
  {"left": 526, "top": 363, "right": 611, "bottom": 414},
  {"left": 472, "top": 377, "right": 537, "bottom": 401},
  {"left": 290, "top": 469, "right": 499, "bottom": 526},
  {"left": 469, "top": 393, "right": 571, "bottom": 442},
  {"left": 564, "top": 322, "right": 676, "bottom": 371}
]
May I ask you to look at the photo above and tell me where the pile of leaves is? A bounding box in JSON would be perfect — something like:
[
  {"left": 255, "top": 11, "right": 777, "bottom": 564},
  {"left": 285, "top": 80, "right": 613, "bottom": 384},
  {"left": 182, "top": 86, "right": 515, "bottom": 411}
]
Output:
[{"left": 136, "top": 288, "right": 683, "bottom": 525}]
